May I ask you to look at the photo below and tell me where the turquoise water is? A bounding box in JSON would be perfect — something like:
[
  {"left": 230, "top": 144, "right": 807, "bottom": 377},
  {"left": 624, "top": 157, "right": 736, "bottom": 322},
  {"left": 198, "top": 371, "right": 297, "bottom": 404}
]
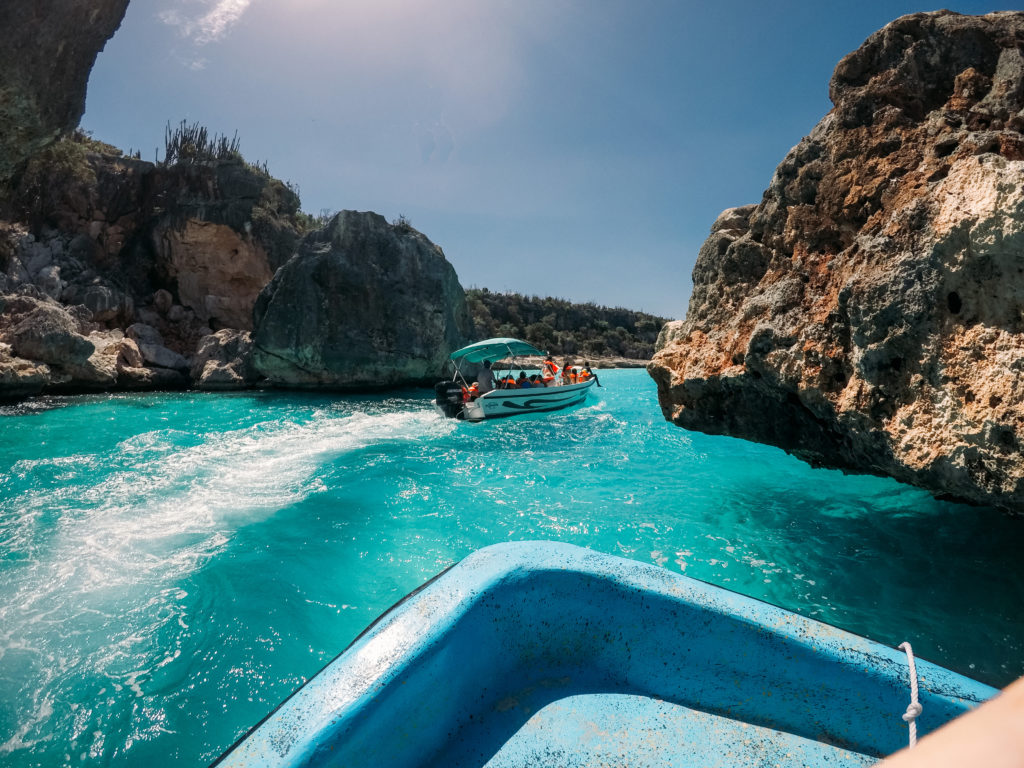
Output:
[{"left": 0, "top": 369, "right": 1021, "bottom": 766}]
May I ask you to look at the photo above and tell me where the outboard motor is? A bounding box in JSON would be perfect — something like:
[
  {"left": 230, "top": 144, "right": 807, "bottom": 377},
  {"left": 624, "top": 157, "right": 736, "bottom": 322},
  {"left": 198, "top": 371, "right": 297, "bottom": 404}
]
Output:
[{"left": 434, "top": 380, "right": 465, "bottom": 419}]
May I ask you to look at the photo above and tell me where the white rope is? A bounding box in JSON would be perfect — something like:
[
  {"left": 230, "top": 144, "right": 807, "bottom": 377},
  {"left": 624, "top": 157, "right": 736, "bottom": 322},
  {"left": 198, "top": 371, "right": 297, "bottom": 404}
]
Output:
[{"left": 898, "top": 641, "right": 923, "bottom": 748}]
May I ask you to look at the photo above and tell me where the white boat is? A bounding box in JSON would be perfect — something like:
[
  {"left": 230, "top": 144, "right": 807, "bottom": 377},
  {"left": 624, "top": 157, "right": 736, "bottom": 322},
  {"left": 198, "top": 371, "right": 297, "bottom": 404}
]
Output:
[{"left": 434, "top": 337, "right": 597, "bottom": 421}]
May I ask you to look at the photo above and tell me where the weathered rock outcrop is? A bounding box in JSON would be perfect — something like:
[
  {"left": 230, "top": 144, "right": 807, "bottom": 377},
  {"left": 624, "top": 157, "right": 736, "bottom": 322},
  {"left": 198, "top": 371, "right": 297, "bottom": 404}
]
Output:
[
  {"left": 1, "top": 3, "right": 477, "bottom": 399},
  {"left": 0, "top": 142, "right": 305, "bottom": 397},
  {"left": 650, "top": 11, "right": 1024, "bottom": 512},
  {"left": 0, "top": 288, "right": 185, "bottom": 398},
  {"left": 0, "top": 1, "right": 130, "bottom": 183},
  {"left": 252, "top": 211, "right": 472, "bottom": 388},
  {"left": 8, "top": 144, "right": 300, "bottom": 331},
  {"left": 191, "top": 329, "right": 258, "bottom": 390}
]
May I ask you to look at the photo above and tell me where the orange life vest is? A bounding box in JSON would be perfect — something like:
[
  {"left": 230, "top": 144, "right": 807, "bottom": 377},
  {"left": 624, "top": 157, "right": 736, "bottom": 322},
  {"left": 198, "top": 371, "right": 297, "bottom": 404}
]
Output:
[
  {"left": 578, "top": 369, "right": 590, "bottom": 382},
  {"left": 542, "top": 360, "right": 558, "bottom": 378}
]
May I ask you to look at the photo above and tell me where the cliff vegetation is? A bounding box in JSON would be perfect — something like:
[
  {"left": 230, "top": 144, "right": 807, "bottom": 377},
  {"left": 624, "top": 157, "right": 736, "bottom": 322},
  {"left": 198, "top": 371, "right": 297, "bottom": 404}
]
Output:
[{"left": 466, "top": 288, "right": 669, "bottom": 361}]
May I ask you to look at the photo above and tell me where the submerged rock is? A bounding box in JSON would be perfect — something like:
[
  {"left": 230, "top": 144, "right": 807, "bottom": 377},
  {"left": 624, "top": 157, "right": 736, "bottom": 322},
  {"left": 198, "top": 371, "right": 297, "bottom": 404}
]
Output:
[
  {"left": 649, "top": 11, "right": 1024, "bottom": 512},
  {"left": 252, "top": 211, "right": 472, "bottom": 388}
]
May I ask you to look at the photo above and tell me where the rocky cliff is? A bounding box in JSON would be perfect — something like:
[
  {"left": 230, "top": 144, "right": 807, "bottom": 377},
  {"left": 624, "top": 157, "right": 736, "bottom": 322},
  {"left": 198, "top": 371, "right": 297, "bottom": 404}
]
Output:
[
  {"left": 252, "top": 211, "right": 472, "bottom": 388},
  {"left": 649, "top": 11, "right": 1024, "bottom": 512},
  {"left": 0, "top": 0, "right": 130, "bottom": 183},
  {"left": 0, "top": 137, "right": 304, "bottom": 397},
  {"left": 0, "top": 3, "right": 475, "bottom": 400}
]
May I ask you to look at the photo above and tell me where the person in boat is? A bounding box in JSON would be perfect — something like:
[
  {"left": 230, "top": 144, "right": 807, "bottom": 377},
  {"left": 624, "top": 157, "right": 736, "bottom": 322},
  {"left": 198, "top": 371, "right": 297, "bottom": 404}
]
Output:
[
  {"left": 477, "top": 360, "right": 495, "bottom": 394},
  {"left": 466, "top": 382, "right": 480, "bottom": 400},
  {"left": 561, "top": 362, "right": 577, "bottom": 385},
  {"left": 581, "top": 362, "right": 602, "bottom": 387},
  {"left": 528, "top": 374, "right": 541, "bottom": 387},
  {"left": 541, "top": 356, "right": 558, "bottom": 386},
  {"left": 517, "top": 371, "right": 529, "bottom": 388},
  {"left": 501, "top": 373, "right": 518, "bottom": 388}
]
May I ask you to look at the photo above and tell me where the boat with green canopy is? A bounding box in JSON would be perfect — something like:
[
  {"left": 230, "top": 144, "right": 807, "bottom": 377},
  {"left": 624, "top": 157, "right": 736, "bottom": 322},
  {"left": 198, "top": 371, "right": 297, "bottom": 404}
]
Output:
[{"left": 433, "top": 337, "right": 597, "bottom": 421}]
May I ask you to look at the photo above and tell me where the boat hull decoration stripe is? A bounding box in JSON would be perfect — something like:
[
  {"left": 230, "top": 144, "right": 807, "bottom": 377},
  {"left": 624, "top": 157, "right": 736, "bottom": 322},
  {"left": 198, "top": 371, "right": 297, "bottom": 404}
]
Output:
[{"left": 462, "top": 378, "right": 596, "bottom": 420}]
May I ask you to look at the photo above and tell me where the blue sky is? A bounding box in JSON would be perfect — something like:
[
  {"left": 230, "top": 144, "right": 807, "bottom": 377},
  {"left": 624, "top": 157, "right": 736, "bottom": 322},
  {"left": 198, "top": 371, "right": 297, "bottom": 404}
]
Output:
[{"left": 83, "top": 1, "right": 1020, "bottom": 319}]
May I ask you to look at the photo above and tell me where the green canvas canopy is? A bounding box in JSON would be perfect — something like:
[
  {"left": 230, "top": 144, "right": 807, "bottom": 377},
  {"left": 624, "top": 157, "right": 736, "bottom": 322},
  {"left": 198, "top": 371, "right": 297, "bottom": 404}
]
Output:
[{"left": 448, "top": 337, "right": 547, "bottom": 364}]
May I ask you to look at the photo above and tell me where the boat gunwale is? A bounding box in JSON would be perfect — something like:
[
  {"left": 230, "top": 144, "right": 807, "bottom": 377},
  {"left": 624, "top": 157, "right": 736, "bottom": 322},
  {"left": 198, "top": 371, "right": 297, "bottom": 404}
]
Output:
[{"left": 212, "top": 542, "right": 997, "bottom": 767}]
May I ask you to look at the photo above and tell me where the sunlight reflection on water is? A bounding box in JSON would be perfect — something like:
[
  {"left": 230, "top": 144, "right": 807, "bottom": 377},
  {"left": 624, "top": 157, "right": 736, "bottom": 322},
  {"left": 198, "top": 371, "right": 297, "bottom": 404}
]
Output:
[{"left": 0, "top": 373, "right": 1022, "bottom": 767}]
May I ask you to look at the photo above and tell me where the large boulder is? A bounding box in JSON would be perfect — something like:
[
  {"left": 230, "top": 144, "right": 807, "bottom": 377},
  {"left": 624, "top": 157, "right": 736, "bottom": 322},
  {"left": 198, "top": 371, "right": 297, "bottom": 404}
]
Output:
[
  {"left": 191, "top": 329, "right": 258, "bottom": 390},
  {"left": 252, "top": 211, "right": 473, "bottom": 388},
  {"left": 0, "top": 347, "right": 50, "bottom": 399},
  {"left": 8, "top": 302, "right": 94, "bottom": 365},
  {"left": 126, "top": 323, "right": 189, "bottom": 371},
  {"left": 0, "top": 0, "right": 130, "bottom": 182},
  {"left": 649, "top": 11, "right": 1024, "bottom": 512}
]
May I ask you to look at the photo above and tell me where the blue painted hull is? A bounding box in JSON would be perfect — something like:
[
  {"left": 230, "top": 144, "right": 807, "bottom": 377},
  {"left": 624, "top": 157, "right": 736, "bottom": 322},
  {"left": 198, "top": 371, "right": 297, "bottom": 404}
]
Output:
[
  {"left": 462, "top": 378, "right": 595, "bottom": 420},
  {"left": 214, "top": 542, "right": 996, "bottom": 767}
]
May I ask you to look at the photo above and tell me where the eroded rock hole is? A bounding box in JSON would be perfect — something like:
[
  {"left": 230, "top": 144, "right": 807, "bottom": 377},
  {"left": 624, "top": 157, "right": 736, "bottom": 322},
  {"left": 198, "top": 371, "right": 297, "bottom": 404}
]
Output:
[
  {"left": 934, "top": 139, "right": 958, "bottom": 158},
  {"left": 947, "top": 291, "right": 962, "bottom": 314}
]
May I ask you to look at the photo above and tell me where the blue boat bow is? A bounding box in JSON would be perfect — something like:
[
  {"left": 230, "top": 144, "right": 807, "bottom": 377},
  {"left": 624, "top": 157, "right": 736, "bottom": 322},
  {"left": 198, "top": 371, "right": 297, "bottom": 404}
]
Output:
[{"left": 214, "top": 542, "right": 996, "bottom": 767}]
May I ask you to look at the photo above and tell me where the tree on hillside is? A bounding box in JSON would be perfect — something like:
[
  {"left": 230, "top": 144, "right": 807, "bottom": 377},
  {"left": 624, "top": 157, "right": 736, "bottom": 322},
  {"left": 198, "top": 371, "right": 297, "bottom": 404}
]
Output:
[{"left": 464, "top": 289, "right": 670, "bottom": 359}]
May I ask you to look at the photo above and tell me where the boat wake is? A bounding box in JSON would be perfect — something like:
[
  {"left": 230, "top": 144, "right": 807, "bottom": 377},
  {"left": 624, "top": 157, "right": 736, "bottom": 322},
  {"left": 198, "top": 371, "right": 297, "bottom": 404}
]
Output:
[{"left": 0, "top": 405, "right": 452, "bottom": 760}]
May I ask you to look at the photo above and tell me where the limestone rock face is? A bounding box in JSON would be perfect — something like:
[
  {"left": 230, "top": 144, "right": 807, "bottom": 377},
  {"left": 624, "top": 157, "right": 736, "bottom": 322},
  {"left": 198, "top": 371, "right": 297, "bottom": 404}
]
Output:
[
  {"left": 0, "top": 0, "right": 129, "bottom": 182},
  {"left": 154, "top": 220, "right": 274, "bottom": 331},
  {"left": 649, "top": 11, "right": 1024, "bottom": 511},
  {"left": 1, "top": 149, "right": 304, "bottom": 399},
  {"left": 252, "top": 211, "right": 472, "bottom": 388}
]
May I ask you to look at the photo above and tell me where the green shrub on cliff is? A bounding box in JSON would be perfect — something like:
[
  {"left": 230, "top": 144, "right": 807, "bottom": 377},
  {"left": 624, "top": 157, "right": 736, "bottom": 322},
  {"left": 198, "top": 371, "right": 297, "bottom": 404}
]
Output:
[
  {"left": 163, "top": 120, "right": 242, "bottom": 166},
  {"left": 72, "top": 128, "right": 123, "bottom": 157},
  {"left": 466, "top": 288, "right": 669, "bottom": 359},
  {"left": 13, "top": 132, "right": 97, "bottom": 226},
  {"left": 294, "top": 208, "right": 337, "bottom": 234}
]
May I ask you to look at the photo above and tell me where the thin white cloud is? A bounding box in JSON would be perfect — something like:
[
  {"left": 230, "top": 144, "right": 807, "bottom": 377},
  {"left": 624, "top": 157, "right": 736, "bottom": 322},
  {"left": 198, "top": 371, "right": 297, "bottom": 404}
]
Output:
[{"left": 160, "top": 0, "right": 253, "bottom": 45}]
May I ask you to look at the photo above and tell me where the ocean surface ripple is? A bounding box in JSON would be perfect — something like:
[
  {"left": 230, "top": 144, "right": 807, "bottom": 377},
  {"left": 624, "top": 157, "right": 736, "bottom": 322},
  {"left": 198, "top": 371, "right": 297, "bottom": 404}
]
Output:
[{"left": 1, "top": 371, "right": 1021, "bottom": 766}]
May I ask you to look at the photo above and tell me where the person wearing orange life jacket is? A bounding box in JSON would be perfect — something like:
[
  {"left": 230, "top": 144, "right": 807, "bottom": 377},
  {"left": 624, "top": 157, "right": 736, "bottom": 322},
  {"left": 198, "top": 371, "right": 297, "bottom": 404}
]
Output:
[
  {"left": 581, "top": 362, "right": 602, "bottom": 387},
  {"left": 560, "top": 361, "right": 576, "bottom": 385},
  {"left": 541, "top": 356, "right": 559, "bottom": 386},
  {"left": 577, "top": 367, "right": 590, "bottom": 383},
  {"left": 467, "top": 382, "right": 480, "bottom": 400}
]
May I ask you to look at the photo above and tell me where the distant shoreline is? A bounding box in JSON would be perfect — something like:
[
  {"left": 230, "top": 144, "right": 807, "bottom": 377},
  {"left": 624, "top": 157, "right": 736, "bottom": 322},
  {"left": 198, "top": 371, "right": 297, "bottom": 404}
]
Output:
[{"left": 490, "top": 355, "right": 650, "bottom": 370}]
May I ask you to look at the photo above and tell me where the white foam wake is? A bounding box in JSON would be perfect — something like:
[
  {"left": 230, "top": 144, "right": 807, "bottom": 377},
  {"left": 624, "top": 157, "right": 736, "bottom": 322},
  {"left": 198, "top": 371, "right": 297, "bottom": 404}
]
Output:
[{"left": 0, "top": 405, "right": 454, "bottom": 754}]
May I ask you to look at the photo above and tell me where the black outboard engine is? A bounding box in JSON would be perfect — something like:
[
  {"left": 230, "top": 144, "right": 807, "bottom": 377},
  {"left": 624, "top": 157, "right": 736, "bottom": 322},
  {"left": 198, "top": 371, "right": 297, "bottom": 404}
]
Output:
[{"left": 434, "top": 380, "right": 465, "bottom": 418}]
